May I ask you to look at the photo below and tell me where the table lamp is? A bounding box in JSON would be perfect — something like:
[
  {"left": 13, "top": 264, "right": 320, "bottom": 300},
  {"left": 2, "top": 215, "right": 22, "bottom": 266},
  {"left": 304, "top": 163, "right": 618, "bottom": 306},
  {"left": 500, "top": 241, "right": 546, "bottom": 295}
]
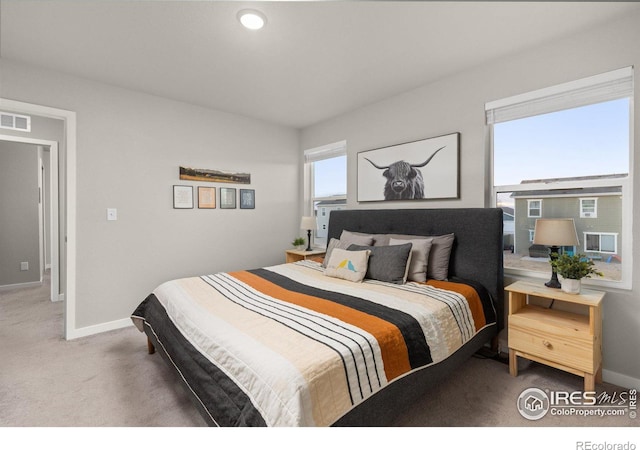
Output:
[
  {"left": 300, "top": 216, "right": 317, "bottom": 251},
  {"left": 532, "top": 218, "right": 579, "bottom": 288}
]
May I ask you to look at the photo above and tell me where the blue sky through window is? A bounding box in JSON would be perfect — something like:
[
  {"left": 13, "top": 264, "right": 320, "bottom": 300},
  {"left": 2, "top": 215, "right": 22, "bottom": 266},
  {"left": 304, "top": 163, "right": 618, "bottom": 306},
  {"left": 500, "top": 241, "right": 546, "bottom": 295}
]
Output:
[
  {"left": 314, "top": 155, "right": 347, "bottom": 198},
  {"left": 494, "top": 98, "right": 629, "bottom": 187}
]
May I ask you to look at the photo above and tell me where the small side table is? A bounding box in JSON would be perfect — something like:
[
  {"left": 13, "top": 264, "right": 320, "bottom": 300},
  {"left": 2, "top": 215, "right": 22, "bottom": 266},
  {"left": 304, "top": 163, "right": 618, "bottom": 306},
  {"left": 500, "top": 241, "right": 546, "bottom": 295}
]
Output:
[
  {"left": 285, "top": 249, "right": 326, "bottom": 264},
  {"left": 506, "top": 280, "right": 605, "bottom": 392}
]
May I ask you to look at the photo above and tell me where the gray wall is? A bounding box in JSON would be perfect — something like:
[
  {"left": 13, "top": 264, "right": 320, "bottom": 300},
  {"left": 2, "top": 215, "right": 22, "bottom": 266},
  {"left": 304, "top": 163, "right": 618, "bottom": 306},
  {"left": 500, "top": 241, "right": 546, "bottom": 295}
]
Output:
[
  {"left": 0, "top": 141, "right": 40, "bottom": 286},
  {"left": 300, "top": 12, "right": 640, "bottom": 386},
  {"left": 0, "top": 59, "right": 300, "bottom": 329}
]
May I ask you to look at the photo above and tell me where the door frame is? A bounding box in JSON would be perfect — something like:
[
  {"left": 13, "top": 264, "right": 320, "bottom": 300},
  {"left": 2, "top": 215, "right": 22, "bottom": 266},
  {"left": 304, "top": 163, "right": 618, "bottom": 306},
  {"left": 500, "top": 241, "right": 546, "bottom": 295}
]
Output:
[{"left": 0, "top": 98, "right": 77, "bottom": 339}]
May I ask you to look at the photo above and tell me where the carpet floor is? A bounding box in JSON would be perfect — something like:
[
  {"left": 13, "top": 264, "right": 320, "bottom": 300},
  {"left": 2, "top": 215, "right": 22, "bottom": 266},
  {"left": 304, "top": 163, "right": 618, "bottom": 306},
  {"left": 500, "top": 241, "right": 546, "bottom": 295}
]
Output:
[{"left": 1, "top": 272, "right": 636, "bottom": 430}]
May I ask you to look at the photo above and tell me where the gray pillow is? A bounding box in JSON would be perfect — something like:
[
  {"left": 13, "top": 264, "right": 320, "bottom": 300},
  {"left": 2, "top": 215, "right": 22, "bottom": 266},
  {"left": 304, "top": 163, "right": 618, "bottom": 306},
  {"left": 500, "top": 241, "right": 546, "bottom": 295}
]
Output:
[
  {"left": 347, "top": 243, "right": 413, "bottom": 284},
  {"left": 339, "top": 230, "right": 375, "bottom": 246},
  {"left": 389, "top": 237, "right": 433, "bottom": 282},
  {"left": 426, "top": 233, "right": 455, "bottom": 280},
  {"left": 370, "top": 233, "right": 454, "bottom": 281}
]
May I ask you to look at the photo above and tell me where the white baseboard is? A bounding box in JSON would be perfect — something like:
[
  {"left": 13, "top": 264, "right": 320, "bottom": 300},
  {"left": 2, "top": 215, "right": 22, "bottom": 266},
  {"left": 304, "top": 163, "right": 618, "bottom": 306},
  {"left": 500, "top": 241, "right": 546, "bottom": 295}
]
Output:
[
  {"left": 0, "top": 280, "right": 42, "bottom": 291},
  {"left": 66, "top": 317, "right": 133, "bottom": 340},
  {"left": 602, "top": 369, "right": 640, "bottom": 390}
]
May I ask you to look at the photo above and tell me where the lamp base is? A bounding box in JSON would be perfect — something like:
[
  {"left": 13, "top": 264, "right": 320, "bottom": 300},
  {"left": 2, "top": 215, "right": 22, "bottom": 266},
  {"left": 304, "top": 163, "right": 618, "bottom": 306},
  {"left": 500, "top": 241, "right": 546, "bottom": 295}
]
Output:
[
  {"left": 305, "top": 229, "right": 312, "bottom": 251},
  {"left": 544, "top": 278, "right": 562, "bottom": 289},
  {"left": 545, "top": 245, "right": 562, "bottom": 289}
]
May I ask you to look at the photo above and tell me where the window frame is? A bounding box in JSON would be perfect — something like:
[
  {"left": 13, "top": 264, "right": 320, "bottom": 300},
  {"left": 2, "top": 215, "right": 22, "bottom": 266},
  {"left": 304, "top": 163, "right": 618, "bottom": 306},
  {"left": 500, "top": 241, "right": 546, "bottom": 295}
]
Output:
[
  {"left": 584, "top": 232, "right": 618, "bottom": 255},
  {"left": 487, "top": 67, "right": 633, "bottom": 290},
  {"left": 527, "top": 199, "right": 542, "bottom": 218},
  {"left": 303, "top": 140, "right": 347, "bottom": 248},
  {"left": 580, "top": 198, "right": 598, "bottom": 218}
]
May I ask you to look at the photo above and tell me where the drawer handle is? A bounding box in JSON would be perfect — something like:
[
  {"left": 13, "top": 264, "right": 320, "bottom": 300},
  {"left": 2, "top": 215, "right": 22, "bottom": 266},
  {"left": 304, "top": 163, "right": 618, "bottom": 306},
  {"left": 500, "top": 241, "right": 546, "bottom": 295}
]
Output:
[{"left": 542, "top": 340, "right": 552, "bottom": 348}]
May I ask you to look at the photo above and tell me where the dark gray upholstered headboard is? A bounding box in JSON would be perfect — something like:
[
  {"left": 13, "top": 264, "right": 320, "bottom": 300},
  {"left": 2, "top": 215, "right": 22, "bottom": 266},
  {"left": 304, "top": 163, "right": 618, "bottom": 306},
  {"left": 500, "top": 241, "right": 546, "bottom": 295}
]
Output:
[{"left": 328, "top": 208, "right": 504, "bottom": 330}]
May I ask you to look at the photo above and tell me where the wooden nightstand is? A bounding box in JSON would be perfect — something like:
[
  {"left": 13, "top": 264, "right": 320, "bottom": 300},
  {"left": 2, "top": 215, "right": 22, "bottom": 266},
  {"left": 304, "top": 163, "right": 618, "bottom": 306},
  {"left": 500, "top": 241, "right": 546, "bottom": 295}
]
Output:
[
  {"left": 505, "top": 280, "right": 605, "bottom": 392},
  {"left": 285, "top": 249, "right": 326, "bottom": 264}
]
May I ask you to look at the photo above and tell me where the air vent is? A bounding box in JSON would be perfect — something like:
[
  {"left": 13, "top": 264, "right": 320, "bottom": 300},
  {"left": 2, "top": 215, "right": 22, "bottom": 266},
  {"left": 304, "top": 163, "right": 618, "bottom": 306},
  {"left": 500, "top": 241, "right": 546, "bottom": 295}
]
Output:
[{"left": 0, "top": 112, "right": 31, "bottom": 132}]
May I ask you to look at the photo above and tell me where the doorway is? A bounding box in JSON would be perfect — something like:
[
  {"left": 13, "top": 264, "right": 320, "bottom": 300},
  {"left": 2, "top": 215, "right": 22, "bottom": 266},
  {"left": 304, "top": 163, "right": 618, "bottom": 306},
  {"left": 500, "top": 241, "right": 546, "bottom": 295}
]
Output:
[
  {"left": 0, "top": 135, "right": 59, "bottom": 303},
  {"left": 0, "top": 97, "right": 76, "bottom": 340}
]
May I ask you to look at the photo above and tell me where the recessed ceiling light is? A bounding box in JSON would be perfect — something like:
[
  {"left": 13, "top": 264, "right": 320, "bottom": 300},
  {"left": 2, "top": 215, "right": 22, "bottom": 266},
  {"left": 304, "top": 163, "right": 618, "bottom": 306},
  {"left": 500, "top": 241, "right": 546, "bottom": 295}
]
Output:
[{"left": 237, "top": 9, "right": 267, "bottom": 30}]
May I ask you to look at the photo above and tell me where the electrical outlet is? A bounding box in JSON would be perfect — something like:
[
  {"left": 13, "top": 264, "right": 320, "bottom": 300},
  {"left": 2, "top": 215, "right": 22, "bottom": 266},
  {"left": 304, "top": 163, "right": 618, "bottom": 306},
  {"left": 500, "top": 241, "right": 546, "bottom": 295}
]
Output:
[
  {"left": 20, "top": 262, "right": 29, "bottom": 271},
  {"left": 107, "top": 208, "right": 118, "bottom": 221}
]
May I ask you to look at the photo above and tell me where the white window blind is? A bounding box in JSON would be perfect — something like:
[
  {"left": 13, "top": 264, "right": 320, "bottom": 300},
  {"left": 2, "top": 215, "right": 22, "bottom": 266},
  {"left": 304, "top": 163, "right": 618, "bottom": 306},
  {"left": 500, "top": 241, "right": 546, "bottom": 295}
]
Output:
[
  {"left": 304, "top": 140, "right": 346, "bottom": 163},
  {"left": 486, "top": 66, "right": 633, "bottom": 124}
]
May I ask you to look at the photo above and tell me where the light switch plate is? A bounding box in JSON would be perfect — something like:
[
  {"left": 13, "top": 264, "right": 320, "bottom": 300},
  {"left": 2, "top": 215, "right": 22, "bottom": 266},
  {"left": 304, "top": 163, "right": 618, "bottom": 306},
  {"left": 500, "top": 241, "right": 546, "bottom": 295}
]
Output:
[{"left": 107, "top": 208, "right": 117, "bottom": 221}]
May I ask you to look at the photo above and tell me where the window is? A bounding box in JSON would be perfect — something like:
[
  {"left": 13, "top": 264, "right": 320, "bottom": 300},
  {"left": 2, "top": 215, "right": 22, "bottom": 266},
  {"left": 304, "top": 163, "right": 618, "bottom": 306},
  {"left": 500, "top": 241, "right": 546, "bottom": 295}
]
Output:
[
  {"left": 488, "top": 67, "right": 633, "bottom": 288},
  {"left": 580, "top": 198, "right": 597, "bottom": 218},
  {"left": 527, "top": 199, "right": 542, "bottom": 218},
  {"left": 585, "top": 232, "right": 617, "bottom": 254},
  {"left": 304, "top": 141, "right": 347, "bottom": 247}
]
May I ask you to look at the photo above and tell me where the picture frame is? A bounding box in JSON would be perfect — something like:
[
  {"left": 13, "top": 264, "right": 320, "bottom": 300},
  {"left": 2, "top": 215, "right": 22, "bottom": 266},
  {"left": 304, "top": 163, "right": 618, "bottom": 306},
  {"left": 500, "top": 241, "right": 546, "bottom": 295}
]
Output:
[
  {"left": 220, "top": 187, "right": 237, "bottom": 209},
  {"left": 173, "top": 185, "right": 194, "bottom": 209},
  {"left": 239, "top": 189, "right": 255, "bottom": 209},
  {"left": 198, "top": 186, "right": 216, "bottom": 209},
  {"left": 357, "top": 132, "right": 460, "bottom": 202},
  {"left": 179, "top": 166, "right": 251, "bottom": 184}
]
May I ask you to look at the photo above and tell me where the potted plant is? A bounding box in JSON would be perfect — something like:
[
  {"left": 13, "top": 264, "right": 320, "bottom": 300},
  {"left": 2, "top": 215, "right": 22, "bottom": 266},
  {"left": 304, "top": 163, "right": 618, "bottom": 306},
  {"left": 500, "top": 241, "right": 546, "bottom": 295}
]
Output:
[
  {"left": 292, "top": 237, "right": 306, "bottom": 250},
  {"left": 550, "top": 253, "right": 603, "bottom": 294}
]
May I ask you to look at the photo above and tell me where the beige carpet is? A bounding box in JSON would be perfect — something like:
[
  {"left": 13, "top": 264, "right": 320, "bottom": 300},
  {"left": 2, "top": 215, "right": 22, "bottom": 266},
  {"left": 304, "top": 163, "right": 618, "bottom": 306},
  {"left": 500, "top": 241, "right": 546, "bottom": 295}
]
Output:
[{"left": 1, "top": 272, "right": 636, "bottom": 429}]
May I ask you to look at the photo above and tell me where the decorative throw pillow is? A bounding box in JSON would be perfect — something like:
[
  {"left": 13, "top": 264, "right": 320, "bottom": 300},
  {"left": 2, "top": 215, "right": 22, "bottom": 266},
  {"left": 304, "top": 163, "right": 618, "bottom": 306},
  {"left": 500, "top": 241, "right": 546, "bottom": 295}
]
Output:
[
  {"left": 322, "top": 238, "right": 352, "bottom": 268},
  {"left": 371, "top": 232, "right": 455, "bottom": 281},
  {"left": 347, "top": 243, "right": 413, "bottom": 284},
  {"left": 339, "top": 230, "right": 375, "bottom": 246},
  {"left": 324, "top": 248, "right": 371, "bottom": 283},
  {"left": 389, "top": 237, "right": 433, "bottom": 282},
  {"left": 426, "top": 233, "right": 455, "bottom": 280}
]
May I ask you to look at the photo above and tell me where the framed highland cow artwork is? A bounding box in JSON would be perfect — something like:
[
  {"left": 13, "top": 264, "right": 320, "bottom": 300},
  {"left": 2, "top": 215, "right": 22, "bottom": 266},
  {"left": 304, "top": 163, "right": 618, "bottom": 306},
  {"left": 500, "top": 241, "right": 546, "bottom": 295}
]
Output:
[{"left": 357, "top": 132, "right": 460, "bottom": 202}]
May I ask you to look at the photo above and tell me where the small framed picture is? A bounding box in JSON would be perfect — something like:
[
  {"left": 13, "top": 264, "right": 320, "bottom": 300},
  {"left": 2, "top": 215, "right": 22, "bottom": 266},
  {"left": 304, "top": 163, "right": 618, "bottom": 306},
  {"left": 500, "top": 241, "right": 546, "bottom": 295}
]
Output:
[
  {"left": 198, "top": 186, "right": 216, "bottom": 209},
  {"left": 240, "top": 189, "right": 255, "bottom": 209},
  {"left": 220, "top": 187, "right": 236, "bottom": 209},
  {"left": 173, "top": 185, "right": 194, "bottom": 209}
]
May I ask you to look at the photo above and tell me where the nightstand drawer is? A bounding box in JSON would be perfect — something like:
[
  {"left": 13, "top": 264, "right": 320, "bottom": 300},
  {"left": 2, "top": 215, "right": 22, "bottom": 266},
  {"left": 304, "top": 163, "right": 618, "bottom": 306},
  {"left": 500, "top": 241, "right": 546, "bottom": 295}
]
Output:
[{"left": 509, "top": 322, "right": 595, "bottom": 373}]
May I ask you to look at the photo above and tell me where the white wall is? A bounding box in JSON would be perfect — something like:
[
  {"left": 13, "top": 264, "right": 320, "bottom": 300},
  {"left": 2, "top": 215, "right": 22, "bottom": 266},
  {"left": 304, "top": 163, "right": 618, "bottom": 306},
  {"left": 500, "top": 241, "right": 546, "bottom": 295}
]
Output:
[
  {"left": 300, "top": 12, "right": 640, "bottom": 386},
  {"left": 0, "top": 59, "right": 300, "bottom": 330}
]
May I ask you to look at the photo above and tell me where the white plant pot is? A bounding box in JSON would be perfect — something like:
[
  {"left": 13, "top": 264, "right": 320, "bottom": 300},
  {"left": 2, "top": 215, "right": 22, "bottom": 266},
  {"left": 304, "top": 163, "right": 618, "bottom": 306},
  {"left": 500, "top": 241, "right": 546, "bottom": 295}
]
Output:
[{"left": 561, "top": 278, "right": 581, "bottom": 294}]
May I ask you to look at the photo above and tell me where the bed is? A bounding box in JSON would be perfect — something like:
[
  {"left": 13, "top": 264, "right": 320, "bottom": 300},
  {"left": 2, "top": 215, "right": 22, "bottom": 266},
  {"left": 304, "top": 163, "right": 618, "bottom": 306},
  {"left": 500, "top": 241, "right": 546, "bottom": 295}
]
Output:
[{"left": 131, "top": 208, "right": 504, "bottom": 426}]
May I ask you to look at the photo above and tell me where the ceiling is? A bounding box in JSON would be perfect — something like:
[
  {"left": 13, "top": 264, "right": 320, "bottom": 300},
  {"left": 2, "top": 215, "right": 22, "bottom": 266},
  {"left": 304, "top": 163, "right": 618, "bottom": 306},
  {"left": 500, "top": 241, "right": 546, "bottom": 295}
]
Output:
[{"left": 1, "top": 1, "right": 639, "bottom": 129}]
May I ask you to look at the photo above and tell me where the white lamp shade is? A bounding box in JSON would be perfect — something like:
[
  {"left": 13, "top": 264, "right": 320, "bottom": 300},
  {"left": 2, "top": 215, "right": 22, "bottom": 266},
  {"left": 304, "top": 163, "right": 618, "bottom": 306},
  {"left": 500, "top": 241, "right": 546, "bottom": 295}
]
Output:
[
  {"left": 532, "top": 218, "right": 579, "bottom": 247},
  {"left": 300, "top": 216, "right": 317, "bottom": 230}
]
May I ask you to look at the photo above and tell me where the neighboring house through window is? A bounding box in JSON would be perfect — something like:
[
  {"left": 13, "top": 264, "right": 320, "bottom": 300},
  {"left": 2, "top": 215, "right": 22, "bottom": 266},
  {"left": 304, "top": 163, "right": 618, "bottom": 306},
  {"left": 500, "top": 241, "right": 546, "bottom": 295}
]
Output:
[{"left": 487, "top": 66, "right": 633, "bottom": 288}]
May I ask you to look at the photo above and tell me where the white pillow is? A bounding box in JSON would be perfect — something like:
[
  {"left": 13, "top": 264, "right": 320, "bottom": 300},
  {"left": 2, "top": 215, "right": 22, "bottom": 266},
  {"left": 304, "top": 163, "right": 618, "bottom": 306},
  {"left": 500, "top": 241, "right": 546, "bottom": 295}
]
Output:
[
  {"left": 389, "top": 237, "right": 433, "bottom": 282},
  {"left": 324, "top": 248, "right": 371, "bottom": 283}
]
